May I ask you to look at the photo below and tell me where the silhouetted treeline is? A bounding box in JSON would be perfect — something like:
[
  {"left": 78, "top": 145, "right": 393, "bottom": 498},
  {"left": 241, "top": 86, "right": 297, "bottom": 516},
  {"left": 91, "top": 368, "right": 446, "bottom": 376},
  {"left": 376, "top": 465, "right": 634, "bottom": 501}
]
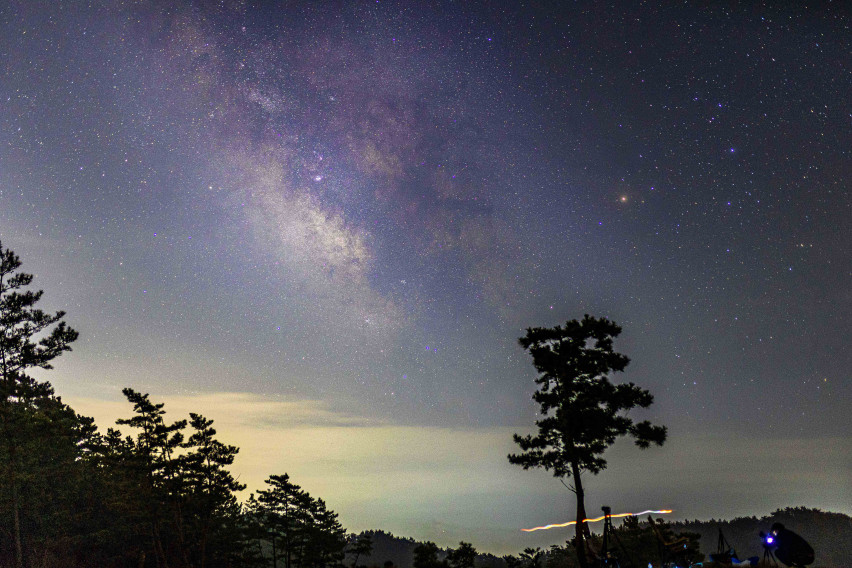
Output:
[
  {"left": 0, "top": 241, "right": 349, "bottom": 568},
  {"left": 0, "top": 384, "right": 349, "bottom": 567},
  {"left": 346, "top": 522, "right": 698, "bottom": 568}
]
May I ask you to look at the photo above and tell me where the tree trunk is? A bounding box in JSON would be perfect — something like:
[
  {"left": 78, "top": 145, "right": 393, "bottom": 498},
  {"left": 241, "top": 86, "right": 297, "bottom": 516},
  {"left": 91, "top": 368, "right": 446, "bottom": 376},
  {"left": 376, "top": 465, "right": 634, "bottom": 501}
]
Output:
[
  {"left": 2, "top": 391, "right": 24, "bottom": 568},
  {"left": 284, "top": 529, "right": 290, "bottom": 568},
  {"left": 10, "top": 445, "right": 23, "bottom": 568},
  {"left": 199, "top": 517, "right": 209, "bottom": 568},
  {"left": 12, "top": 479, "right": 23, "bottom": 568},
  {"left": 571, "top": 461, "right": 589, "bottom": 568},
  {"left": 153, "top": 522, "right": 171, "bottom": 568}
]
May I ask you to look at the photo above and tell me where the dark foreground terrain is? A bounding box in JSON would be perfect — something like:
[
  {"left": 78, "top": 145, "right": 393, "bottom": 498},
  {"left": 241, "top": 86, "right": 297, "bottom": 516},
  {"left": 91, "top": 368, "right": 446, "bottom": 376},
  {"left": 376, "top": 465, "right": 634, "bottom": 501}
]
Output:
[{"left": 348, "top": 508, "right": 851, "bottom": 568}]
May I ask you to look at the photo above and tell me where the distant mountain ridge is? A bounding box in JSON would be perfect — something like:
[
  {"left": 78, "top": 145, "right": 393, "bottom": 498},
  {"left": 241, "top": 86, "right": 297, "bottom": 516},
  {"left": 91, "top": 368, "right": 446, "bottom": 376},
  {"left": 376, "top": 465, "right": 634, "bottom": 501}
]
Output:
[{"left": 348, "top": 508, "right": 851, "bottom": 568}]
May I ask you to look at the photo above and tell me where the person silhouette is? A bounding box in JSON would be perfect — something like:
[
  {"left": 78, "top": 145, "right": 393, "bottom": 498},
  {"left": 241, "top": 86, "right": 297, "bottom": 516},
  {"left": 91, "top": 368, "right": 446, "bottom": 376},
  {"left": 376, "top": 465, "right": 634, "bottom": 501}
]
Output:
[{"left": 768, "top": 523, "right": 814, "bottom": 567}]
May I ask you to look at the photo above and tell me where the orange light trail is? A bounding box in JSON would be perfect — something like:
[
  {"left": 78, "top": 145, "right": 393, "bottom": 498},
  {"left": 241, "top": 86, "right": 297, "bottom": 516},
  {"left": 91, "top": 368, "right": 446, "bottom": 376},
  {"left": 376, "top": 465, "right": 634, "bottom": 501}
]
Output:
[{"left": 522, "top": 509, "right": 673, "bottom": 532}]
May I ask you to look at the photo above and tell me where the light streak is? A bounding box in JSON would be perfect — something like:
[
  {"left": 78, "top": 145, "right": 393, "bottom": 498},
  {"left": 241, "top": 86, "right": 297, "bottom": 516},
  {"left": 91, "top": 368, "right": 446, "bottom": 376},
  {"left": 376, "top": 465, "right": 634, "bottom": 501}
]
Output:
[{"left": 522, "top": 509, "right": 673, "bottom": 532}]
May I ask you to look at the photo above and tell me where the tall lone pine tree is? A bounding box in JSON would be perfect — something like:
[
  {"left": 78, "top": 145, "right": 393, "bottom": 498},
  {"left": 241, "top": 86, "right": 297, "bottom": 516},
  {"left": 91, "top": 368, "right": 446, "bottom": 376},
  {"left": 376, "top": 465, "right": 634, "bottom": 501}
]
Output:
[{"left": 509, "top": 315, "right": 667, "bottom": 568}]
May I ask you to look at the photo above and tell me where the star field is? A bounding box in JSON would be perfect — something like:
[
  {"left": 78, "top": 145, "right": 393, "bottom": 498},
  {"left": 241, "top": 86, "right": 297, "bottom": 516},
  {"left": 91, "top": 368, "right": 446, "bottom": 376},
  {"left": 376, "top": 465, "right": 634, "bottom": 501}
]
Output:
[{"left": 0, "top": 0, "right": 849, "bottom": 553}]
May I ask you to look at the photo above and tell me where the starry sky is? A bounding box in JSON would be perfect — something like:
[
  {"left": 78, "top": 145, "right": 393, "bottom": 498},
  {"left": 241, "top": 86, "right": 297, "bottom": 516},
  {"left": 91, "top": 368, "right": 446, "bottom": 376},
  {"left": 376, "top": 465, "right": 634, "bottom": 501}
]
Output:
[{"left": 1, "top": 0, "right": 849, "bottom": 555}]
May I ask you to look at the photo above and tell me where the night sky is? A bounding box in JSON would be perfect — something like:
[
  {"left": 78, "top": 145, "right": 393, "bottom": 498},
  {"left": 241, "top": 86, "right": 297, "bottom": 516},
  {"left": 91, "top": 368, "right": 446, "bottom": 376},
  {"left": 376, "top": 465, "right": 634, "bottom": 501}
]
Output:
[{"left": 1, "top": 0, "right": 849, "bottom": 554}]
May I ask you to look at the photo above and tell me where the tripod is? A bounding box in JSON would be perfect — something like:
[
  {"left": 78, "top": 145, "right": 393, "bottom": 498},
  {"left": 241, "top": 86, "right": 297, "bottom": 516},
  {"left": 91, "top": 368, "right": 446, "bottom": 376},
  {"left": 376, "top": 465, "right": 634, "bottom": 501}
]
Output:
[
  {"left": 763, "top": 546, "right": 778, "bottom": 567},
  {"left": 598, "top": 506, "right": 636, "bottom": 568},
  {"left": 759, "top": 532, "right": 778, "bottom": 568}
]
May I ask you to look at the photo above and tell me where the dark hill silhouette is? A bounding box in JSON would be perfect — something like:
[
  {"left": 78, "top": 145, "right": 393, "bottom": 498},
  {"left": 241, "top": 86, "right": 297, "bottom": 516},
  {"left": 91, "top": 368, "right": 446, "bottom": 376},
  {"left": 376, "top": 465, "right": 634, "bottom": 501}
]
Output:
[{"left": 344, "top": 530, "right": 427, "bottom": 568}]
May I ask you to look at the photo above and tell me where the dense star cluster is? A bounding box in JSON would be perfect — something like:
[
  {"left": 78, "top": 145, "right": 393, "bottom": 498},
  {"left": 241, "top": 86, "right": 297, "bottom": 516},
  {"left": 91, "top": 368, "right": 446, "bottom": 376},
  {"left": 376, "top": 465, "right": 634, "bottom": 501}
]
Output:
[{"left": 0, "top": 0, "right": 848, "bottom": 552}]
